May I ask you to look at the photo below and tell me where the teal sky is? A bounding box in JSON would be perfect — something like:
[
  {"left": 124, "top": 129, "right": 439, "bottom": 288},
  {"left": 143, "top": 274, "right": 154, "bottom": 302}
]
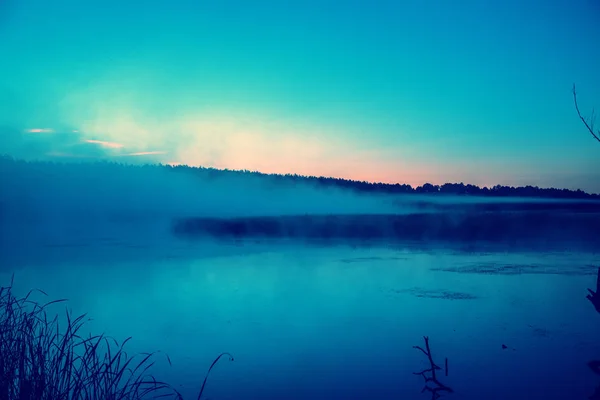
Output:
[{"left": 1, "top": 0, "right": 599, "bottom": 191}]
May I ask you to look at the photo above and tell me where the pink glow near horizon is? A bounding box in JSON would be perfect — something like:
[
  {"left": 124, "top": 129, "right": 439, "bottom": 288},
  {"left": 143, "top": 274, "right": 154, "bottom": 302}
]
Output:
[
  {"left": 60, "top": 111, "right": 511, "bottom": 189},
  {"left": 176, "top": 134, "right": 443, "bottom": 188}
]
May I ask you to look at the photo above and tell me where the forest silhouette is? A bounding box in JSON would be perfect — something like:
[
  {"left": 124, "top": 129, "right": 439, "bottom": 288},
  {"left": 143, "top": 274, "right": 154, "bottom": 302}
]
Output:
[{"left": 1, "top": 154, "right": 597, "bottom": 200}]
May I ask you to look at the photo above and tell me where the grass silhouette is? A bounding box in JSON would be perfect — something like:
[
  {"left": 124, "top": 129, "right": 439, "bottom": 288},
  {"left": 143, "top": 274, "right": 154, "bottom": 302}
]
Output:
[{"left": 0, "top": 275, "right": 233, "bottom": 400}]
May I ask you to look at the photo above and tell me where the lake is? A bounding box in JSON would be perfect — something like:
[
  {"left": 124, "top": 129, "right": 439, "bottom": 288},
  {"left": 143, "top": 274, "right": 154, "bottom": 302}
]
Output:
[{"left": 1, "top": 225, "right": 599, "bottom": 400}]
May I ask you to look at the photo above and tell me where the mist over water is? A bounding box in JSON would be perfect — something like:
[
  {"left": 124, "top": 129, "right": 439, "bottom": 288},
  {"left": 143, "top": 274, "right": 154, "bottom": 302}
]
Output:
[{"left": 1, "top": 158, "right": 600, "bottom": 399}]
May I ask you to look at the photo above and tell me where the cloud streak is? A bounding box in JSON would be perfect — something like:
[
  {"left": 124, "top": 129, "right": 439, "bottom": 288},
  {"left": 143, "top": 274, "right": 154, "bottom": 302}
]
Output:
[
  {"left": 25, "top": 128, "right": 54, "bottom": 134},
  {"left": 85, "top": 139, "right": 124, "bottom": 149},
  {"left": 0, "top": 127, "right": 165, "bottom": 163}
]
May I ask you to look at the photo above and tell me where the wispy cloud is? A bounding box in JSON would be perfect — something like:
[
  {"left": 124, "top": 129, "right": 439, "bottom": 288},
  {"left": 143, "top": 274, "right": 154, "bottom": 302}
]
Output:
[
  {"left": 85, "top": 139, "right": 124, "bottom": 149},
  {"left": 24, "top": 128, "right": 54, "bottom": 133}
]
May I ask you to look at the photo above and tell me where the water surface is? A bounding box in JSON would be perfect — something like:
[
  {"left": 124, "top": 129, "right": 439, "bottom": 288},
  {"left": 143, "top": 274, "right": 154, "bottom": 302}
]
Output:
[{"left": 2, "top": 232, "right": 599, "bottom": 400}]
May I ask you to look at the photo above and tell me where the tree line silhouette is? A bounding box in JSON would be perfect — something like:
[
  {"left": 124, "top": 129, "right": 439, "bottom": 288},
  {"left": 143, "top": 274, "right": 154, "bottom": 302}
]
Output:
[{"left": 1, "top": 154, "right": 598, "bottom": 200}]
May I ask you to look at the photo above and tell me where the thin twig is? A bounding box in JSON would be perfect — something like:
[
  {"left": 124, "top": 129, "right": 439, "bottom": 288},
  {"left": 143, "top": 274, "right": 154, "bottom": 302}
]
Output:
[
  {"left": 572, "top": 84, "right": 600, "bottom": 143},
  {"left": 413, "top": 336, "right": 453, "bottom": 400}
]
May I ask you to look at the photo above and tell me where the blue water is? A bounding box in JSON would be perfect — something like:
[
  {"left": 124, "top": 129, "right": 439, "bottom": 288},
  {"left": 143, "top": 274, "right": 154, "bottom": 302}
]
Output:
[
  {"left": 2, "top": 230, "right": 599, "bottom": 400},
  {"left": 1, "top": 160, "right": 600, "bottom": 399}
]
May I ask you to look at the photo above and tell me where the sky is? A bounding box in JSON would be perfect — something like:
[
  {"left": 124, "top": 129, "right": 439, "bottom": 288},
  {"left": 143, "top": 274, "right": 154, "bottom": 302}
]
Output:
[{"left": 0, "top": 0, "right": 599, "bottom": 192}]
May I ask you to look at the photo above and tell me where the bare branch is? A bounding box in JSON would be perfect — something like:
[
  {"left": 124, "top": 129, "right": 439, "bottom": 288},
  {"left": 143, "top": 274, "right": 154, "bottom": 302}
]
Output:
[
  {"left": 572, "top": 84, "right": 600, "bottom": 143},
  {"left": 413, "top": 336, "right": 453, "bottom": 399}
]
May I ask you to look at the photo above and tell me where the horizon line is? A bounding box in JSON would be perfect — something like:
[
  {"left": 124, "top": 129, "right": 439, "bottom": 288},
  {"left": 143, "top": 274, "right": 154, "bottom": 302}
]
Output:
[{"left": 2, "top": 154, "right": 598, "bottom": 197}]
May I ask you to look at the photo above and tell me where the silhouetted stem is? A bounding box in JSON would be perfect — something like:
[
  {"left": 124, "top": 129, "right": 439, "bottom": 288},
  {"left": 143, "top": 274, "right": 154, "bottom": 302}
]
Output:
[{"left": 197, "top": 352, "right": 234, "bottom": 400}]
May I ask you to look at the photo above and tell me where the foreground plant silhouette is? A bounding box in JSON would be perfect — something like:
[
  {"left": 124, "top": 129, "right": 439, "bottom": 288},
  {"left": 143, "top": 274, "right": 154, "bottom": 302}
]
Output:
[
  {"left": 0, "top": 276, "right": 233, "bottom": 399},
  {"left": 413, "top": 336, "right": 453, "bottom": 400},
  {"left": 586, "top": 267, "right": 600, "bottom": 399},
  {"left": 586, "top": 267, "right": 600, "bottom": 315}
]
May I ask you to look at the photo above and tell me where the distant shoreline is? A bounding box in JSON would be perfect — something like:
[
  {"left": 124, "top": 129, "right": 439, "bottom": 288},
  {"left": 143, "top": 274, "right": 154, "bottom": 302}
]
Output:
[{"left": 2, "top": 155, "right": 599, "bottom": 200}]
